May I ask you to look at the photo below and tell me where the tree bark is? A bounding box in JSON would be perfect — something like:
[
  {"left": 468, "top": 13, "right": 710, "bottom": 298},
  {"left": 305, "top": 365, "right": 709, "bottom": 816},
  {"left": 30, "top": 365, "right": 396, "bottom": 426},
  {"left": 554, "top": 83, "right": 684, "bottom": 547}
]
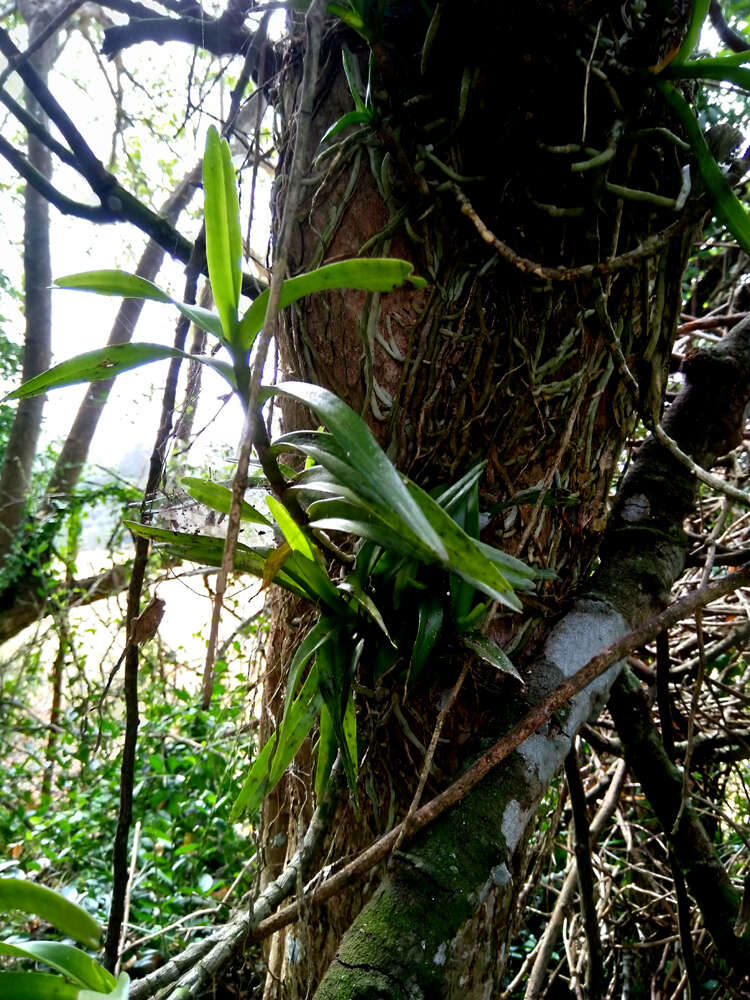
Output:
[
  {"left": 258, "top": 2, "right": 713, "bottom": 995},
  {"left": 0, "top": 1, "right": 58, "bottom": 562}
]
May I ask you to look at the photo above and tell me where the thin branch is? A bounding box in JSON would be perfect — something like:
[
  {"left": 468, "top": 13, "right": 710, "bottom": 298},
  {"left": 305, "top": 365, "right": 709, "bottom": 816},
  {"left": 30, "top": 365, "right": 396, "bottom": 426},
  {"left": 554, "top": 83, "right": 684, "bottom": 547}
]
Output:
[
  {"left": 249, "top": 567, "right": 750, "bottom": 944},
  {"left": 391, "top": 661, "right": 469, "bottom": 855},
  {"left": 565, "top": 744, "right": 603, "bottom": 999},
  {"left": 0, "top": 85, "right": 80, "bottom": 169},
  {"left": 521, "top": 760, "right": 628, "bottom": 1000},
  {"left": 127, "top": 761, "right": 342, "bottom": 1000},
  {"left": 653, "top": 422, "right": 750, "bottom": 507},
  {"left": 0, "top": 0, "right": 82, "bottom": 87},
  {"left": 0, "top": 134, "right": 109, "bottom": 221},
  {"left": 104, "top": 250, "right": 202, "bottom": 970}
]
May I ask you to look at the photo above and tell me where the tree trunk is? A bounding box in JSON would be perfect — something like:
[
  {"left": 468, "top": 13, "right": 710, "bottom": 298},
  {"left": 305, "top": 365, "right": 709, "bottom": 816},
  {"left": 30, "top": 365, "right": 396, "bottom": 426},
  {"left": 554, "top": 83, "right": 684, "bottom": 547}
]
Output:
[
  {"left": 0, "top": 0, "right": 58, "bottom": 561},
  {"left": 257, "top": 2, "right": 708, "bottom": 996}
]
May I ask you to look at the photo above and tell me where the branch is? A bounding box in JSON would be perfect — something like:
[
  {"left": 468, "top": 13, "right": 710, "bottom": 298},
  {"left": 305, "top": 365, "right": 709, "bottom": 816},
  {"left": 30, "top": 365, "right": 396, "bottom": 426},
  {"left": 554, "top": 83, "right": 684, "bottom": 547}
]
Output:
[
  {"left": 0, "top": 27, "right": 267, "bottom": 295},
  {"left": 0, "top": 564, "right": 131, "bottom": 645},
  {"left": 100, "top": 11, "right": 251, "bottom": 58},
  {"left": 709, "top": 0, "right": 750, "bottom": 53},
  {"left": 450, "top": 181, "right": 694, "bottom": 283},
  {"left": 609, "top": 667, "right": 750, "bottom": 972},
  {"left": 248, "top": 567, "right": 750, "bottom": 945},
  {"left": 128, "top": 762, "right": 342, "bottom": 1000}
]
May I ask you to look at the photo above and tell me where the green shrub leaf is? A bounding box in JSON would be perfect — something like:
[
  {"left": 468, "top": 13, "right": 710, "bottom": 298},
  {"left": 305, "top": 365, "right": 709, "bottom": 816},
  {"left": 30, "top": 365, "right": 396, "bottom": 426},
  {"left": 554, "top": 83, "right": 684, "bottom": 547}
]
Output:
[
  {"left": 272, "top": 383, "right": 447, "bottom": 560},
  {"left": 3, "top": 344, "right": 237, "bottom": 402},
  {"left": 406, "top": 595, "right": 444, "bottom": 690},
  {"left": 658, "top": 81, "right": 750, "bottom": 255},
  {"left": 232, "top": 663, "right": 322, "bottom": 819}
]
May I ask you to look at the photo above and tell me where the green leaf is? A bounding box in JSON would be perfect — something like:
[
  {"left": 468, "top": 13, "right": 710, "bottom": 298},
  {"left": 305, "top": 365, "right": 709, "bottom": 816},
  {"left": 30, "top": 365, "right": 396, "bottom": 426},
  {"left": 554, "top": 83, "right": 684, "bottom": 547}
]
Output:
[
  {"left": 231, "top": 663, "right": 323, "bottom": 819},
  {"left": 0, "top": 880, "right": 100, "bottom": 949},
  {"left": 3, "top": 345, "right": 184, "bottom": 401},
  {"left": 326, "top": 2, "right": 370, "bottom": 40},
  {"left": 315, "top": 705, "right": 338, "bottom": 801},
  {"left": 670, "top": 0, "right": 710, "bottom": 66},
  {"left": 3, "top": 344, "right": 237, "bottom": 402},
  {"left": 316, "top": 638, "right": 359, "bottom": 808},
  {"left": 0, "top": 972, "right": 81, "bottom": 1000},
  {"left": 0, "top": 943, "right": 115, "bottom": 993},
  {"left": 474, "top": 540, "right": 540, "bottom": 591},
  {"left": 342, "top": 45, "right": 366, "bottom": 112},
  {"left": 658, "top": 81, "right": 750, "bottom": 255},
  {"left": 306, "top": 496, "right": 424, "bottom": 559},
  {"left": 406, "top": 595, "right": 444, "bottom": 690},
  {"left": 320, "top": 110, "right": 373, "bottom": 145},
  {"left": 55, "top": 271, "right": 224, "bottom": 341},
  {"left": 266, "top": 497, "right": 346, "bottom": 611},
  {"left": 121, "top": 522, "right": 314, "bottom": 601},
  {"left": 665, "top": 61, "right": 750, "bottom": 90},
  {"left": 405, "top": 481, "right": 522, "bottom": 611},
  {"left": 271, "top": 383, "right": 446, "bottom": 560},
  {"left": 337, "top": 578, "right": 393, "bottom": 641},
  {"left": 462, "top": 632, "right": 523, "bottom": 683},
  {"left": 237, "top": 260, "right": 427, "bottom": 351},
  {"left": 285, "top": 618, "right": 340, "bottom": 713},
  {"left": 181, "top": 477, "right": 271, "bottom": 526},
  {"left": 203, "top": 126, "right": 242, "bottom": 342}
]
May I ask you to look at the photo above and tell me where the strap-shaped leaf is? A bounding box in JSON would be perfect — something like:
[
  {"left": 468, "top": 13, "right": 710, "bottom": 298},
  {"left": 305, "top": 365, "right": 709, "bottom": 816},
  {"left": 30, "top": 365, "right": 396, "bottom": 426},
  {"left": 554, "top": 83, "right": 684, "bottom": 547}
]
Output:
[
  {"left": 266, "top": 496, "right": 347, "bottom": 611},
  {"left": 0, "top": 880, "right": 100, "bottom": 949},
  {"left": 55, "top": 271, "right": 224, "bottom": 342},
  {"left": 271, "top": 383, "right": 447, "bottom": 560},
  {"left": 236, "top": 260, "right": 427, "bottom": 351},
  {"left": 665, "top": 61, "right": 750, "bottom": 90},
  {"left": 0, "top": 971, "right": 81, "bottom": 1000},
  {"left": 0, "top": 943, "right": 115, "bottom": 993},
  {"left": 670, "top": 0, "right": 710, "bottom": 66},
  {"left": 306, "top": 497, "right": 426, "bottom": 559},
  {"left": 285, "top": 617, "right": 341, "bottom": 713},
  {"left": 406, "top": 594, "right": 444, "bottom": 690},
  {"left": 3, "top": 344, "right": 237, "bottom": 402},
  {"left": 182, "top": 477, "right": 271, "bottom": 526},
  {"left": 316, "top": 638, "right": 359, "bottom": 806},
  {"left": 658, "top": 81, "right": 750, "bottom": 255},
  {"left": 203, "top": 126, "right": 242, "bottom": 342},
  {"left": 315, "top": 705, "right": 338, "bottom": 801},
  {"left": 320, "top": 110, "right": 372, "bottom": 146},
  {"left": 405, "top": 481, "right": 522, "bottom": 611},
  {"left": 122, "top": 521, "right": 313, "bottom": 600},
  {"left": 462, "top": 632, "right": 523, "bottom": 683},
  {"left": 231, "top": 663, "right": 323, "bottom": 819},
  {"left": 337, "top": 578, "right": 393, "bottom": 641}
]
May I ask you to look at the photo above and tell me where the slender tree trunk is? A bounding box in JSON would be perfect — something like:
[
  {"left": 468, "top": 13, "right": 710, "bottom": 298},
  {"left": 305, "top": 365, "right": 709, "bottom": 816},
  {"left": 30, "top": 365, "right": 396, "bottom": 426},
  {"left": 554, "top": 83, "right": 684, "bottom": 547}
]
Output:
[{"left": 0, "top": 1, "right": 58, "bottom": 562}]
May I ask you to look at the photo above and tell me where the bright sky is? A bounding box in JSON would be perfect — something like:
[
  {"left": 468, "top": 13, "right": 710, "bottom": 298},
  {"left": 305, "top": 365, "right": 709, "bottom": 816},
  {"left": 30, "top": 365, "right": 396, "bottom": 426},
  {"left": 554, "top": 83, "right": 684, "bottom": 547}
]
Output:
[{"left": 0, "top": 13, "right": 276, "bottom": 493}]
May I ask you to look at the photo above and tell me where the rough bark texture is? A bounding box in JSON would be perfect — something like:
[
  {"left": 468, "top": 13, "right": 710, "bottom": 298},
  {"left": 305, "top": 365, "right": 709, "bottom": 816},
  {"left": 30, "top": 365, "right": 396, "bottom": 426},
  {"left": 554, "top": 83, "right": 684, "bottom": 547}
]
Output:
[
  {"left": 311, "top": 307, "right": 750, "bottom": 1000},
  {"left": 257, "top": 2, "right": 723, "bottom": 995}
]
